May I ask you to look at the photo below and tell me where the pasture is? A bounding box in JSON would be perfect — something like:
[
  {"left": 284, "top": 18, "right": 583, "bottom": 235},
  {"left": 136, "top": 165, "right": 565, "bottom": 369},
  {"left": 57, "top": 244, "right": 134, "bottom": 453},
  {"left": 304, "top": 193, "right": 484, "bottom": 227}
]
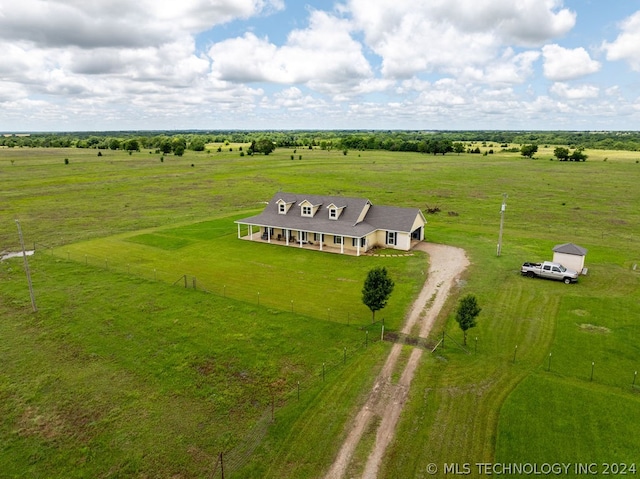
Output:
[{"left": 1, "top": 143, "right": 639, "bottom": 478}]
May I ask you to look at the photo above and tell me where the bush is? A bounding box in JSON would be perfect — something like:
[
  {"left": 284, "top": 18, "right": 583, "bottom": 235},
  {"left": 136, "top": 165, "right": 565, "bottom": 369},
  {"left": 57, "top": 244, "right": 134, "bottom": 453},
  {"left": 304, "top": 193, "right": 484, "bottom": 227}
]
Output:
[{"left": 64, "top": 158, "right": 69, "bottom": 165}]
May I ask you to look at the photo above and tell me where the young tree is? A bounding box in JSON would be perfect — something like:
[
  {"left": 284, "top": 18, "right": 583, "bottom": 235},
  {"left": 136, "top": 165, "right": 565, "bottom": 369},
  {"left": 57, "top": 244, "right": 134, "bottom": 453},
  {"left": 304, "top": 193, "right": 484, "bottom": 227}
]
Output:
[
  {"left": 569, "top": 147, "right": 588, "bottom": 162},
  {"left": 362, "top": 267, "right": 395, "bottom": 322},
  {"left": 553, "top": 146, "right": 570, "bottom": 161},
  {"left": 520, "top": 144, "right": 538, "bottom": 158},
  {"left": 455, "top": 294, "right": 481, "bottom": 345},
  {"left": 252, "top": 138, "right": 276, "bottom": 155}
]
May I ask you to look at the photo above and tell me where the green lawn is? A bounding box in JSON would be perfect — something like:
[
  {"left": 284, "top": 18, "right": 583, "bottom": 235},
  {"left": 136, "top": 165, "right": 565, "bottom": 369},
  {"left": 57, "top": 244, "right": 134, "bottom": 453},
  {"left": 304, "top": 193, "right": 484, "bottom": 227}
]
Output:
[
  {"left": 1, "top": 144, "right": 639, "bottom": 478},
  {"left": 51, "top": 215, "right": 425, "bottom": 329}
]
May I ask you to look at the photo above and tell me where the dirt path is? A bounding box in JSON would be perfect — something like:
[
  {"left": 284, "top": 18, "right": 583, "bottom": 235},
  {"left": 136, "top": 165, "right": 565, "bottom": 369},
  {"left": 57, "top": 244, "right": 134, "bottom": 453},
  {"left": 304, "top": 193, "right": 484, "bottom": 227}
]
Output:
[{"left": 323, "top": 243, "right": 469, "bottom": 479}]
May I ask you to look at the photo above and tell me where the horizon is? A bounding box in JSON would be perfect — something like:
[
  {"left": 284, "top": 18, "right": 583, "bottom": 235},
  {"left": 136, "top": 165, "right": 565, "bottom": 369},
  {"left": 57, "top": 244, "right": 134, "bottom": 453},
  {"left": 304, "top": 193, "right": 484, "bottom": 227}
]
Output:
[{"left": 4, "top": 128, "right": 640, "bottom": 135}]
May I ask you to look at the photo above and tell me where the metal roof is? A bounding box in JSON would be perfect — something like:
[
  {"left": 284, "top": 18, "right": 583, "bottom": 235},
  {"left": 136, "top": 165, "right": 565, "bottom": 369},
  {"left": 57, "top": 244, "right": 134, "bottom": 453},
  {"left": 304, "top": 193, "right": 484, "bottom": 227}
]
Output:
[{"left": 553, "top": 243, "right": 588, "bottom": 256}]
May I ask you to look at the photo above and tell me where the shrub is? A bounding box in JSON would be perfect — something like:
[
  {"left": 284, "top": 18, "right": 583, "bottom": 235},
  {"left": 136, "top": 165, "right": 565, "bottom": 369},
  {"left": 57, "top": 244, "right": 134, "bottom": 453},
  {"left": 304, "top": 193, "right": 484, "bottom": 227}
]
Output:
[{"left": 64, "top": 158, "right": 69, "bottom": 165}]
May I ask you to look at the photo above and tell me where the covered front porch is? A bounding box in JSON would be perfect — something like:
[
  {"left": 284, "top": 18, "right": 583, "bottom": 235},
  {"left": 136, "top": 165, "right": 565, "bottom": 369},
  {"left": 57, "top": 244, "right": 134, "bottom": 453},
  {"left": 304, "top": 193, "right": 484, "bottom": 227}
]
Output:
[{"left": 236, "top": 224, "right": 370, "bottom": 256}]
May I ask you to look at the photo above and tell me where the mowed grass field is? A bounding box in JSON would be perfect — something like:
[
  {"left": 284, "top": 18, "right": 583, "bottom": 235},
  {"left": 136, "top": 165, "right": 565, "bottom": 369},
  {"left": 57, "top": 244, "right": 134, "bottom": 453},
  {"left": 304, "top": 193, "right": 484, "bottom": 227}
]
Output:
[{"left": 1, "top": 143, "right": 640, "bottom": 478}]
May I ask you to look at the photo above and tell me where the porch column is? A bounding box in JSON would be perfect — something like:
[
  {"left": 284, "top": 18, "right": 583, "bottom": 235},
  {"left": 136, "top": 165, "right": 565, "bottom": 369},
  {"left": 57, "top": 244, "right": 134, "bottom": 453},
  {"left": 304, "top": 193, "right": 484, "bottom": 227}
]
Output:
[
  {"left": 320, "top": 235, "right": 323, "bottom": 251},
  {"left": 267, "top": 228, "right": 271, "bottom": 243},
  {"left": 299, "top": 231, "right": 303, "bottom": 248},
  {"left": 247, "top": 225, "right": 252, "bottom": 240},
  {"left": 237, "top": 223, "right": 241, "bottom": 239},
  {"left": 356, "top": 239, "right": 360, "bottom": 256},
  {"left": 340, "top": 236, "right": 344, "bottom": 254},
  {"left": 285, "top": 229, "right": 289, "bottom": 246}
]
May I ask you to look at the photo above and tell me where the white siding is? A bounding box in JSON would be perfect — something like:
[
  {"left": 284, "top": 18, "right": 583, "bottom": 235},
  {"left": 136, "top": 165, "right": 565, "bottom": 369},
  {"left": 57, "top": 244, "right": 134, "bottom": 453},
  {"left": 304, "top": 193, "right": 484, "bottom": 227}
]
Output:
[{"left": 553, "top": 252, "right": 585, "bottom": 272}]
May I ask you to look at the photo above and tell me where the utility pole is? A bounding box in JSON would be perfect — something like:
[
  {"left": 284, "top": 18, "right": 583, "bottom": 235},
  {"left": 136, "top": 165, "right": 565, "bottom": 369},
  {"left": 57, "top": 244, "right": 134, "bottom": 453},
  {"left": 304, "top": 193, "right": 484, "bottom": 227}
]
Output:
[
  {"left": 15, "top": 220, "right": 37, "bottom": 312},
  {"left": 497, "top": 193, "right": 508, "bottom": 257}
]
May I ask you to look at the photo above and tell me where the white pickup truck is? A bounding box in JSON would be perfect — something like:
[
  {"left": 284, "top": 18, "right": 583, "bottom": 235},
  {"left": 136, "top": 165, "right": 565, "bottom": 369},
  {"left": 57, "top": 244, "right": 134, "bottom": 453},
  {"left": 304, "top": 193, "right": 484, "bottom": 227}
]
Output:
[{"left": 521, "top": 261, "right": 579, "bottom": 284}]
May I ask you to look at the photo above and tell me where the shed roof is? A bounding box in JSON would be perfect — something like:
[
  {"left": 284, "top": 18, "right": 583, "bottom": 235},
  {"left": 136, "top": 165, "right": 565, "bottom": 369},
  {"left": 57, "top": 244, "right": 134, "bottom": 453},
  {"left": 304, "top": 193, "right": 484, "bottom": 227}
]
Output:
[{"left": 553, "top": 243, "right": 588, "bottom": 256}]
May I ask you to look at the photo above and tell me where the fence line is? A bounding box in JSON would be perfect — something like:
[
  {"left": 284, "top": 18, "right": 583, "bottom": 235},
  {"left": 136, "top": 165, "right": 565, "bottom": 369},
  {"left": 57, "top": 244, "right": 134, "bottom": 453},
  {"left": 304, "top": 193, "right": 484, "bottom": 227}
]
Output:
[
  {"left": 48, "top": 246, "right": 370, "bottom": 326},
  {"left": 42, "top": 246, "right": 639, "bottom": 477}
]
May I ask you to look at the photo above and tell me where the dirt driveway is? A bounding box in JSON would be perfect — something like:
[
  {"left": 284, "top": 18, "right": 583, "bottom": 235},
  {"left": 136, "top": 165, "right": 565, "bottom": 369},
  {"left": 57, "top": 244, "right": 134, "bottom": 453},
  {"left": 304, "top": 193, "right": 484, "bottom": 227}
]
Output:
[{"left": 323, "top": 242, "right": 469, "bottom": 479}]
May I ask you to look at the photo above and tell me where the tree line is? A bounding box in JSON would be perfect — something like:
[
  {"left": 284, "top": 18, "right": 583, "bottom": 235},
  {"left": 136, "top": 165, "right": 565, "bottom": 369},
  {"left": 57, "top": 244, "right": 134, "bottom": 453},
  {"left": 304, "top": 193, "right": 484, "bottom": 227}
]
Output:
[{"left": 2, "top": 130, "right": 640, "bottom": 153}]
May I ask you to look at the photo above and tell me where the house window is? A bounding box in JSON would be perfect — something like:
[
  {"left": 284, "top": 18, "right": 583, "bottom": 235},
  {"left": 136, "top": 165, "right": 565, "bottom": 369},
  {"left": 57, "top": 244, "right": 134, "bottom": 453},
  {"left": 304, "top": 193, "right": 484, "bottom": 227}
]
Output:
[
  {"left": 314, "top": 233, "right": 324, "bottom": 242},
  {"left": 352, "top": 237, "right": 366, "bottom": 247},
  {"left": 386, "top": 231, "right": 397, "bottom": 246},
  {"left": 329, "top": 208, "right": 337, "bottom": 219},
  {"left": 279, "top": 203, "right": 286, "bottom": 214},
  {"left": 333, "top": 235, "right": 343, "bottom": 244},
  {"left": 302, "top": 205, "right": 312, "bottom": 217},
  {"left": 300, "top": 231, "right": 308, "bottom": 242}
]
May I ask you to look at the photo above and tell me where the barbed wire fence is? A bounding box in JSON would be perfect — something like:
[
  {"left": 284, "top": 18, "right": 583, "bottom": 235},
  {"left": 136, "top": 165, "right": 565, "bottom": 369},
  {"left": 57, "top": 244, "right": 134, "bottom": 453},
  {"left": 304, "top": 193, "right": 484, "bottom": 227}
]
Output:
[{"left": 42, "top": 244, "right": 374, "bottom": 325}]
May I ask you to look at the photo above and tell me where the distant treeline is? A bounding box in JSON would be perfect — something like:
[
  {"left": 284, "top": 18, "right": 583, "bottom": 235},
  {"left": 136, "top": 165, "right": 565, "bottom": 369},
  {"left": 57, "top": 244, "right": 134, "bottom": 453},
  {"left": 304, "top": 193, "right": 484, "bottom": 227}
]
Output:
[{"left": 2, "top": 130, "right": 640, "bottom": 152}]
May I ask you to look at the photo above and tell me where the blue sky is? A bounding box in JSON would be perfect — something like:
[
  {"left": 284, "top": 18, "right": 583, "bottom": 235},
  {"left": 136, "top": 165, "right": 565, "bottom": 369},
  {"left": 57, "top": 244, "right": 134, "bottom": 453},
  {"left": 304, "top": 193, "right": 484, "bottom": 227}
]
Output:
[{"left": 1, "top": 0, "right": 640, "bottom": 131}]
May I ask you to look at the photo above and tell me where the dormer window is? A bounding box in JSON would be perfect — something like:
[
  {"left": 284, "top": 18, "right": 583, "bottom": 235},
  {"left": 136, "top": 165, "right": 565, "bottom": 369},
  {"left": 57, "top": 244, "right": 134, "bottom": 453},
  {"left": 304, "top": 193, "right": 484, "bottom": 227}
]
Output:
[
  {"left": 302, "top": 205, "right": 312, "bottom": 217},
  {"left": 327, "top": 203, "right": 345, "bottom": 220},
  {"left": 276, "top": 198, "right": 294, "bottom": 215}
]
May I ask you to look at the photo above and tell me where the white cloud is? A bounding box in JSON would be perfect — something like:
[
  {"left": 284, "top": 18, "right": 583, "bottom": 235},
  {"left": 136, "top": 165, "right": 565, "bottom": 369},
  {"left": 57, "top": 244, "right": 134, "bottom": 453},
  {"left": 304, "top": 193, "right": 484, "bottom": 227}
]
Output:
[
  {"left": 0, "top": 0, "right": 284, "bottom": 48},
  {"left": 0, "top": 0, "right": 637, "bottom": 130},
  {"left": 208, "top": 10, "right": 372, "bottom": 94},
  {"left": 542, "top": 44, "right": 601, "bottom": 81},
  {"left": 264, "top": 87, "right": 328, "bottom": 111},
  {"left": 345, "top": 0, "right": 575, "bottom": 78},
  {"left": 603, "top": 11, "right": 640, "bottom": 71},
  {"left": 550, "top": 82, "right": 599, "bottom": 100}
]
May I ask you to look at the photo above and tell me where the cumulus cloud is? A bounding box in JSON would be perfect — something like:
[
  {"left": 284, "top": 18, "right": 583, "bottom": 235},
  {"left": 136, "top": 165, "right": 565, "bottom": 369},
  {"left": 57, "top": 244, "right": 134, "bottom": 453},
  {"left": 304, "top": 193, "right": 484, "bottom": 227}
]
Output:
[
  {"left": 550, "top": 82, "right": 599, "bottom": 99},
  {"left": 542, "top": 44, "right": 601, "bottom": 81},
  {"left": 344, "top": 0, "right": 575, "bottom": 77},
  {"left": 0, "top": 0, "right": 637, "bottom": 130},
  {"left": 603, "top": 10, "right": 640, "bottom": 71},
  {"left": 0, "top": 2, "right": 278, "bottom": 98},
  {"left": 208, "top": 10, "right": 372, "bottom": 94},
  {"left": 0, "top": 0, "right": 284, "bottom": 48}
]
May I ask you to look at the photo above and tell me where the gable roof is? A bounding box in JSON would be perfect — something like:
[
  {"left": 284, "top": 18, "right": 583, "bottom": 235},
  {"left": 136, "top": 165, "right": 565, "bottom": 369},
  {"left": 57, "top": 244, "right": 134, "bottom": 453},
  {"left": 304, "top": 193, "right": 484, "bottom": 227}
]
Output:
[
  {"left": 553, "top": 243, "right": 588, "bottom": 256},
  {"left": 236, "top": 192, "right": 425, "bottom": 237}
]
